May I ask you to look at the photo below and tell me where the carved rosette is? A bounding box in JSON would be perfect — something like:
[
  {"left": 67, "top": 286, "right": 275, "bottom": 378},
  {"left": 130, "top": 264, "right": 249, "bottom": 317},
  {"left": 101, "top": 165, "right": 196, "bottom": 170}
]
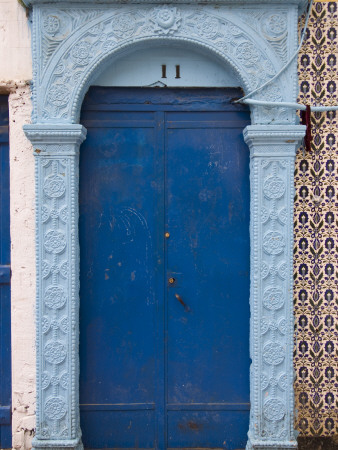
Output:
[
  {"left": 24, "top": 124, "right": 86, "bottom": 448},
  {"left": 244, "top": 125, "right": 305, "bottom": 449},
  {"left": 32, "top": 4, "right": 300, "bottom": 125}
]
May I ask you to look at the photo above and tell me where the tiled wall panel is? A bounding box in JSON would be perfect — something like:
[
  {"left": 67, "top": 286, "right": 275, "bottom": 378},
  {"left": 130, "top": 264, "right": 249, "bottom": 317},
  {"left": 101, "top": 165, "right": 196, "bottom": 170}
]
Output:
[{"left": 294, "top": 1, "right": 338, "bottom": 437}]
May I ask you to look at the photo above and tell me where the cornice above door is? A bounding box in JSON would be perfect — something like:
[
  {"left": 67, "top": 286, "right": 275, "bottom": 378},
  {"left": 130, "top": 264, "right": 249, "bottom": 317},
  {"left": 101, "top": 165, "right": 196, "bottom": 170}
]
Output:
[{"left": 22, "top": 0, "right": 308, "bottom": 12}]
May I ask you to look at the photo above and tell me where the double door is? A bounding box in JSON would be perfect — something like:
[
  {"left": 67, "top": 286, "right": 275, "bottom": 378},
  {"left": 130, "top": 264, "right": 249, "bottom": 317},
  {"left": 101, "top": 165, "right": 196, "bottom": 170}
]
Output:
[{"left": 79, "top": 88, "right": 250, "bottom": 450}]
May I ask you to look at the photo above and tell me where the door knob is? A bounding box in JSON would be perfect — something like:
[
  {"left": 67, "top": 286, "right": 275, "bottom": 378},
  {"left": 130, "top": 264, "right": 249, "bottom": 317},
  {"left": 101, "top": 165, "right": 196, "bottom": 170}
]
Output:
[{"left": 168, "top": 277, "right": 175, "bottom": 284}]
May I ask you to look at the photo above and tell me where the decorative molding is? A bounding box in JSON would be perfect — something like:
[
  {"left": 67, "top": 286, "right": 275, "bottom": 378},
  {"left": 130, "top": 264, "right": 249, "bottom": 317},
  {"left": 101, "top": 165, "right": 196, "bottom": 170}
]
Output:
[
  {"left": 23, "top": 0, "right": 308, "bottom": 7},
  {"left": 24, "top": 124, "right": 86, "bottom": 450},
  {"left": 239, "top": 10, "right": 289, "bottom": 65},
  {"left": 29, "top": 4, "right": 301, "bottom": 125},
  {"left": 244, "top": 125, "right": 306, "bottom": 151},
  {"left": 244, "top": 125, "right": 305, "bottom": 450},
  {"left": 24, "top": 124, "right": 87, "bottom": 155},
  {"left": 23, "top": 1, "right": 306, "bottom": 449}
]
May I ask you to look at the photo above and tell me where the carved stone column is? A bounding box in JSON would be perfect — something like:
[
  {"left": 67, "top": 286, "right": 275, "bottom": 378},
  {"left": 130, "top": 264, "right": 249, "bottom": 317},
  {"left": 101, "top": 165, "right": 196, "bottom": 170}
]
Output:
[
  {"left": 244, "top": 125, "right": 305, "bottom": 450},
  {"left": 24, "top": 124, "right": 87, "bottom": 450}
]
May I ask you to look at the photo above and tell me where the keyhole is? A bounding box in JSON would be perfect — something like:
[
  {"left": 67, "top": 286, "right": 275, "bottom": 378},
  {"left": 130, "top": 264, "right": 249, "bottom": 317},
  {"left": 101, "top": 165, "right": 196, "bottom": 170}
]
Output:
[
  {"left": 162, "top": 65, "right": 167, "bottom": 79},
  {"left": 175, "top": 65, "right": 181, "bottom": 79}
]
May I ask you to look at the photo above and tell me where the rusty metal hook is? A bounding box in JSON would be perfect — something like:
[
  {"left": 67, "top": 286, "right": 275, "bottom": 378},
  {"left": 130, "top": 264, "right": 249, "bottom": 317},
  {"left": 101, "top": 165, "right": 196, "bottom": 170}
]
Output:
[{"left": 175, "top": 293, "right": 190, "bottom": 312}]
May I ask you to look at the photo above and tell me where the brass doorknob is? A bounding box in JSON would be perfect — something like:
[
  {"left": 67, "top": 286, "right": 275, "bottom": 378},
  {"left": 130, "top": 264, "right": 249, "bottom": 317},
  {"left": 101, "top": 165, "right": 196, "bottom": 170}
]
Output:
[{"left": 168, "top": 277, "right": 175, "bottom": 284}]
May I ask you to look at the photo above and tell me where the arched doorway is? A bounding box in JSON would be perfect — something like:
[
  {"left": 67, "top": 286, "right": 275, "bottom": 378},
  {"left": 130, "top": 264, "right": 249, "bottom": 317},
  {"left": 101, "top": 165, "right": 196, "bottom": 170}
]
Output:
[
  {"left": 23, "top": 2, "right": 306, "bottom": 449},
  {"left": 78, "top": 47, "right": 251, "bottom": 449}
]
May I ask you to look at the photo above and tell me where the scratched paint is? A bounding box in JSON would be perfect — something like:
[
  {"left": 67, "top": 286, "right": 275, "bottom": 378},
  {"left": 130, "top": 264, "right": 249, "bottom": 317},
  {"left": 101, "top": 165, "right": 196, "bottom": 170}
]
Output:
[{"left": 78, "top": 87, "right": 250, "bottom": 450}]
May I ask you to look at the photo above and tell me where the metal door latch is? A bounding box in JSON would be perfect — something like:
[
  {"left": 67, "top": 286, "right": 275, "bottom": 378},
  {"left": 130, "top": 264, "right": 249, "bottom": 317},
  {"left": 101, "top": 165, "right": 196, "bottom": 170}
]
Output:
[{"left": 175, "top": 293, "right": 190, "bottom": 312}]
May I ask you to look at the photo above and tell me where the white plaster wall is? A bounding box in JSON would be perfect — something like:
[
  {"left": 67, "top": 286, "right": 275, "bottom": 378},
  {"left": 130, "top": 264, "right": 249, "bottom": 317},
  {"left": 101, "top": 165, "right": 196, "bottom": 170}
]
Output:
[
  {"left": 0, "top": 2, "right": 35, "bottom": 449},
  {"left": 0, "top": 0, "right": 32, "bottom": 83},
  {"left": 9, "top": 87, "right": 36, "bottom": 450}
]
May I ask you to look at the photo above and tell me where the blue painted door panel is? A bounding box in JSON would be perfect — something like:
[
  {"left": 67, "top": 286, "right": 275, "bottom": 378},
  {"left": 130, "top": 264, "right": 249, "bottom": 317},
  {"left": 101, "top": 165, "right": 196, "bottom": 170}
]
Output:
[
  {"left": 79, "top": 88, "right": 250, "bottom": 450},
  {"left": 0, "top": 96, "right": 11, "bottom": 448},
  {"left": 166, "top": 113, "right": 250, "bottom": 449},
  {"left": 79, "top": 110, "right": 162, "bottom": 449}
]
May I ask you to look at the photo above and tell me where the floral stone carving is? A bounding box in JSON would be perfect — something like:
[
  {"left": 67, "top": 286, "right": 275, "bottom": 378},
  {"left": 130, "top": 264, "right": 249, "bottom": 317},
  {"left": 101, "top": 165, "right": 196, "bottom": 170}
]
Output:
[
  {"left": 70, "top": 41, "right": 93, "bottom": 66},
  {"left": 263, "top": 231, "right": 286, "bottom": 255},
  {"left": 44, "top": 285, "right": 67, "bottom": 310},
  {"left": 44, "top": 341, "right": 67, "bottom": 364},
  {"left": 263, "top": 286, "right": 285, "bottom": 311},
  {"left": 263, "top": 177, "right": 286, "bottom": 199},
  {"left": 263, "top": 399, "right": 286, "bottom": 422},
  {"left": 262, "top": 13, "right": 287, "bottom": 39},
  {"left": 263, "top": 342, "right": 285, "bottom": 365},
  {"left": 44, "top": 397, "right": 67, "bottom": 420},
  {"left": 150, "top": 6, "right": 181, "bottom": 35},
  {"left": 43, "top": 174, "right": 66, "bottom": 198},
  {"left": 244, "top": 125, "right": 305, "bottom": 448},
  {"left": 43, "top": 14, "right": 60, "bottom": 35},
  {"left": 112, "top": 13, "right": 136, "bottom": 38},
  {"left": 27, "top": 4, "right": 302, "bottom": 125},
  {"left": 44, "top": 230, "right": 67, "bottom": 254}
]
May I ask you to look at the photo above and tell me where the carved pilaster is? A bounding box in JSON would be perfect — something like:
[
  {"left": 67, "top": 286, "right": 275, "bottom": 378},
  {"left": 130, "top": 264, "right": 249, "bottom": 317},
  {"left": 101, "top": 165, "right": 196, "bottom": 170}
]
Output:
[
  {"left": 24, "top": 124, "right": 87, "bottom": 450},
  {"left": 244, "top": 125, "right": 305, "bottom": 450}
]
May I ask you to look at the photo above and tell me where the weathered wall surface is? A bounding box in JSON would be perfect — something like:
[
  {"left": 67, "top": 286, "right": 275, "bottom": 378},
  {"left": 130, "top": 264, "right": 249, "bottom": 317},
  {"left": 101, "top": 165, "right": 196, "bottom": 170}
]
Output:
[
  {"left": 0, "top": 0, "right": 31, "bottom": 84},
  {"left": 294, "top": 1, "right": 338, "bottom": 444},
  {"left": 0, "top": 2, "right": 35, "bottom": 449},
  {"left": 9, "top": 86, "right": 36, "bottom": 450}
]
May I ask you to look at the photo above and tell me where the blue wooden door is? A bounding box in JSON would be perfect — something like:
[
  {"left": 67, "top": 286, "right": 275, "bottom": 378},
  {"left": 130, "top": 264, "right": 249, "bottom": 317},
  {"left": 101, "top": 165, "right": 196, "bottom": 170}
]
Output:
[
  {"left": 79, "top": 88, "right": 250, "bottom": 450},
  {"left": 0, "top": 96, "right": 11, "bottom": 448}
]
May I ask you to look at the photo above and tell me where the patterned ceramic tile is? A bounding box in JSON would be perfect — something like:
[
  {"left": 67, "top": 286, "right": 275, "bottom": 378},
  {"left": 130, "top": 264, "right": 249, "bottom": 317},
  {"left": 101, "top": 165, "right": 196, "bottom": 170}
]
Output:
[{"left": 294, "top": 1, "right": 338, "bottom": 436}]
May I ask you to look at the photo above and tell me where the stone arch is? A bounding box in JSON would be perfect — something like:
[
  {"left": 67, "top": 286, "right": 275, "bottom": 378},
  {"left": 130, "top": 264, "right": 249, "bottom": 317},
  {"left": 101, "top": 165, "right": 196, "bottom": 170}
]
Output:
[{"left": 35, "top": 4, "right": 294, "bottom": 124}]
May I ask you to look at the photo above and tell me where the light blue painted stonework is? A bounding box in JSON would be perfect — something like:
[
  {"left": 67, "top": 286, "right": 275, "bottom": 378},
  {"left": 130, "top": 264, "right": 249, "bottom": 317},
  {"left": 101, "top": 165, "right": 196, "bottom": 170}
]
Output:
[
  {"left": 94, "top": 46, "right": 240, "bottom": 87},
  {"left": 22, "top": 1, "right": 306, "bottom": 449}
]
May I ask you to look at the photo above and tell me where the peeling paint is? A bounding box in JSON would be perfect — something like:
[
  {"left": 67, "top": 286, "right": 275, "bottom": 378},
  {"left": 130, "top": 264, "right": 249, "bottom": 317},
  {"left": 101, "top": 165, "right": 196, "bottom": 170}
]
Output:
[{"left": 9, "top": 86, "right": 36, "bottom": 450}]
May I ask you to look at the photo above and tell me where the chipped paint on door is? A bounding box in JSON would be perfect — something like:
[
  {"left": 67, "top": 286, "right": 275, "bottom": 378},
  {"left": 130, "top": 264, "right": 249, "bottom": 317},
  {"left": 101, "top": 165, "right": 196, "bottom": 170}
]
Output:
[{"left": 79, "top": 88, "right": 250, "bottom": 450}]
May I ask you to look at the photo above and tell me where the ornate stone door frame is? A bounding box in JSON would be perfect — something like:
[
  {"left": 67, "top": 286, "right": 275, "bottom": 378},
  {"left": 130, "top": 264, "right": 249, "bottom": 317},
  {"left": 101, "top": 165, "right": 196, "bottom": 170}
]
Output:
[{"left": 23, "top": 1, "right": 306, "bottom": 449}]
